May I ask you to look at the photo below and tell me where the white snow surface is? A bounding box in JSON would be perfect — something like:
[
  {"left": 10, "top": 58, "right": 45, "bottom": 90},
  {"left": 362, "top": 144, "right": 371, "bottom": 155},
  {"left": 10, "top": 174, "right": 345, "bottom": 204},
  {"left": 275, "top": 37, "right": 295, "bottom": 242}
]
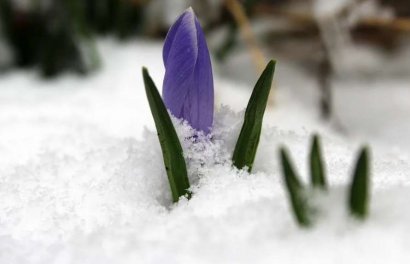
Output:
[{"left": 1, "top": 39, "right": 410, "bottom": 263}]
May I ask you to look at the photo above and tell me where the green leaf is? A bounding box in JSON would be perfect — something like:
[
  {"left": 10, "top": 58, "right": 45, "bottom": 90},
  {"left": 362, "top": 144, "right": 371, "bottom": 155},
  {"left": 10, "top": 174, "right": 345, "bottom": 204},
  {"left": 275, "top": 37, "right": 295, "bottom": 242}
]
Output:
[
  {"left": 348, "top": 146, "right": 370, "bottom": 219},
  {"left": 232, "top": 60, "right": 276, "bottom": 172},
  {"left": 310, "top": 134, "right": 327, "bottom": 190},
  {"left": 142, "top": 67, "right": 191, "bottom": 203},
  {"left": 279, "top": 148, "right": 312, "bottom": 227}
]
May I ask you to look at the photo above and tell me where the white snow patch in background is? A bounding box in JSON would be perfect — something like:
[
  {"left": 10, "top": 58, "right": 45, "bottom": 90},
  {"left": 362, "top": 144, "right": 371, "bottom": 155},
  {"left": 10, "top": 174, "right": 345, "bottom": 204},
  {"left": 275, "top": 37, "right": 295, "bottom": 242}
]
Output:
[
  {"left": 313, "top": 0, "right": 352, "bottom": 17},
  {"left": 1, "top": 39, "right": 410, "bottom": 263}
]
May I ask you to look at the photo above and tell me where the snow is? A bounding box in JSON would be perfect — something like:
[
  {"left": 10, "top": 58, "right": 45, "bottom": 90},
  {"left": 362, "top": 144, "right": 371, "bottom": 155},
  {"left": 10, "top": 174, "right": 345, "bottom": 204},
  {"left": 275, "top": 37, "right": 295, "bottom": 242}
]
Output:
[
  {"left": 313, "top": 0, "right": 352, "bottom": 17},
  {"left": 1, "top": 38, "right": 410, "bottom": 263}
]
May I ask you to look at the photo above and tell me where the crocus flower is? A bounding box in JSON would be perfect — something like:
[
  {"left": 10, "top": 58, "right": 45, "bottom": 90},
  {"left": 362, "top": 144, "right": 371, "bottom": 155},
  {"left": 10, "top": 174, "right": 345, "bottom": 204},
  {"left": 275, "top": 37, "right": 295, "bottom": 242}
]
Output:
[{"left": 162, "top": 7, "right": 214, "bottom": 134}]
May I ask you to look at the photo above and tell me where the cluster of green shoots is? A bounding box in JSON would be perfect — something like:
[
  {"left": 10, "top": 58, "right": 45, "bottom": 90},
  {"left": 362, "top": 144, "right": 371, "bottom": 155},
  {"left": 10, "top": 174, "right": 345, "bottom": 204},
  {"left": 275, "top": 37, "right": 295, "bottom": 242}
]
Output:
[
  {"left": 143, "top": 60, "right": 370, "bottom": 227},
  {"left": 280, "top": 135, "right": 370, "bottom": 227}
]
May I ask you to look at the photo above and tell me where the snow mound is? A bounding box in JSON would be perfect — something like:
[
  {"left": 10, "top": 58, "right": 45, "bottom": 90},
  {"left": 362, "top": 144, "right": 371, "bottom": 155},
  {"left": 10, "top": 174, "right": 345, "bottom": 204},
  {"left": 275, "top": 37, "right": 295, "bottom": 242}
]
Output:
[{"left": 1, "top": 104, "right": 410, "bottom": 263}]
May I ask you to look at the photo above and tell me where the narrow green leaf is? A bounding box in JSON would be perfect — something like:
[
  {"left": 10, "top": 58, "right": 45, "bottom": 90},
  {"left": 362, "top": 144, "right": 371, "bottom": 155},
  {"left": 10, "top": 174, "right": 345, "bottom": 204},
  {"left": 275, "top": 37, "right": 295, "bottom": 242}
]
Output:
[
  {"left": 309, "top": 134, "right": 327, "bottom": 190},
  {"left": 279, "top": 147, "right": 312, "bottom": 227},
  {"left": 348, "top": 146, "right": 370, "bottom": 219},
  {"left": 232, "top": 60, "right": 276, "bottom": 172},
  {"left": 142, "top": 67, "right": 191, "bottom": 203}
]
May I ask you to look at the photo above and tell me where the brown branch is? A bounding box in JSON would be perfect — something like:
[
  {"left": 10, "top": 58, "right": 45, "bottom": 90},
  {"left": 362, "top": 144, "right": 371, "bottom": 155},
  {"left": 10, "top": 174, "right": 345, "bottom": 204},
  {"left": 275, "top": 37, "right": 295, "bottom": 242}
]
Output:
[
  {"left": 361, "top": 17, "right": 410, "bottom": 32},
  {"left": 224, "top": 0, "right": 266, "bottom": 73},
  {"left": 254, "top": 5, "right": 410, "bottom": 33},
  {"left": 224, "top": 0, "right": 275, "bottom": 105}
]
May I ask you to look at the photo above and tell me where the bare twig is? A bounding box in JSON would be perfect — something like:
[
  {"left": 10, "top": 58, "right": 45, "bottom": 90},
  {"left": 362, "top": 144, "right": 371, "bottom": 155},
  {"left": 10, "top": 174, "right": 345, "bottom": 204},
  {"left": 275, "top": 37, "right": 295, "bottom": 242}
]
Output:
[
  {"left": 224, "top": 0, "right": 266, "bottom": 72},
  {"left": 317, "top": 42, "right": 332, "bottom": 120},
  {"left": 254, "top": 5, "right": 410, "bottom": 32},
  {"left": 224, "top": 0, "right": 273, "bottom": 104},
  {"left": 361, "top": 17, "right": 410, "bottom": 32}
]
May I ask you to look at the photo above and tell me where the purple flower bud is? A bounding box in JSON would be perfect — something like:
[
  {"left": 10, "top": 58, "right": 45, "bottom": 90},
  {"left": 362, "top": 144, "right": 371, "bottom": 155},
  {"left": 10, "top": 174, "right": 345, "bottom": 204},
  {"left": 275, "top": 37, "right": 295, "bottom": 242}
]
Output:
[{"left": 162, "top": 7, "right": 214, "bottom": 134}]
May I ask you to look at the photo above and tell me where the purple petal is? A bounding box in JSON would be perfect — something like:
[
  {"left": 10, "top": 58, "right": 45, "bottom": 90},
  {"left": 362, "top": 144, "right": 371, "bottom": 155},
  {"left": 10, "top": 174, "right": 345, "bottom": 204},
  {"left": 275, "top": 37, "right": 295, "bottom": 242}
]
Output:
[
  {"left": 184, "top": 17, "right": 213, "bottom": 133},
  {"left": 162, "top": 8, "right": 214, "bottom": 134},
  {"left": 163, "top": 10, "right": 189, "bottom": 65}
]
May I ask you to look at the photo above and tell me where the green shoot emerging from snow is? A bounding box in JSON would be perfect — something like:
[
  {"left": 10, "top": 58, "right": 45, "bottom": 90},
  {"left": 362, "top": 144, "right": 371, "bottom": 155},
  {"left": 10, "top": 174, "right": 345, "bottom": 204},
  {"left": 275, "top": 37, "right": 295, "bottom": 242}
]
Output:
[
  {"left": 279, "top": 148, "right": 312, "bottom": 227},
  {"left": 143, "top": 67, "right": 191, "bottom": 203},
  {"left": 232, "top": 60, "right": 275, "bottom": 172},
  {"left": 310, "top": 134, "right": 327, "bottom": 190},
  {"left": 349, "top": 146, "right": 370, "bottom": 219}
]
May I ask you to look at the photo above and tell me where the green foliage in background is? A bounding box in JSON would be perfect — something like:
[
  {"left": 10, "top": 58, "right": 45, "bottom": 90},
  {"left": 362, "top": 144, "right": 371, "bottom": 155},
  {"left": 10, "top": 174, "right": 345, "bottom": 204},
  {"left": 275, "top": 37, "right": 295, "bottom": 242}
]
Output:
[
  {"left": 84, "top": 0, "right": 144, "bottom": 39},
  {"left": 0, "top": 0, "right": 144, "bottom": 77}
]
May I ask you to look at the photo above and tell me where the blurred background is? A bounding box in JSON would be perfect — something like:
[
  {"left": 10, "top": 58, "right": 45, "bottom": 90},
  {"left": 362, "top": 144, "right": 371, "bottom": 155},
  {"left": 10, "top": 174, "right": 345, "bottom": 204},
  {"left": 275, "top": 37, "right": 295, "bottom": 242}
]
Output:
[
  {"left": 2, "top": 0, "right": 409, "bottom": 75},
  {"left": 1, "top": 0, "right": 410, "bottom": 148}
]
